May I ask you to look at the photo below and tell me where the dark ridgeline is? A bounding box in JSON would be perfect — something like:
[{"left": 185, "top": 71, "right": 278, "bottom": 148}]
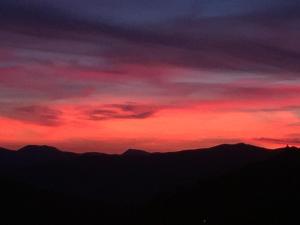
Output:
[{"left": 0, "top": 143, "right": 299, "bottom": 225}]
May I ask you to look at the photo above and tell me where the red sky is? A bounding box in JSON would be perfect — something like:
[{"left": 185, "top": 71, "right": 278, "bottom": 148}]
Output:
[{"left": 1, "top": 0, "right": 300, "bottom": 153}]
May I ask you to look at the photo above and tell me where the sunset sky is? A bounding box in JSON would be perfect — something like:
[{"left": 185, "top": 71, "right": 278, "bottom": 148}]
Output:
[{"left": 1, "top": 0, "right": 300, "bottom": 153}]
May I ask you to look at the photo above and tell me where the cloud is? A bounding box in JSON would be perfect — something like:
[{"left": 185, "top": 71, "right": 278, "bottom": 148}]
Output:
[
  {"left": 255, "top": 137, "right": 300, "bottom": 145},
  {"left": 1, "top": 0, "right": 300, "bottom": 75},
  {"left": 288, "top": 122, "right": 300, "bottom": 127},
  {"left": 1, "top": 0, "right": 300, "bottom": 152},
  {"left": 1, "top": 0, "right": 300, "bottom": 108},
  {"left": 86, "top": 103, "right": 159, "bottom": 121},
  {"left": 255, "top": 137, "right": 300, "bottom": 146},
  {"left": 0, "top": 104, "right": 63, "bottom": 126}
]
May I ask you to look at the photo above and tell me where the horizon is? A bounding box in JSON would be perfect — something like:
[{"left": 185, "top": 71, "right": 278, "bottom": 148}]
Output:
[
  {"left": 0, "top": 129, "right": 298, "bottom": 153},
  {"left": 1, "top": 0, "right": 300, "bottom": 153},
  {"left": 0, "top": 142, "right": 296, "bottom": 154}
]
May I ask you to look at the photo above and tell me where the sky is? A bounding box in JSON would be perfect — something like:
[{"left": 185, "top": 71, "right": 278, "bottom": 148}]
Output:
[{"left": 1, "top": 0, "right": 300, "bottom": 153}]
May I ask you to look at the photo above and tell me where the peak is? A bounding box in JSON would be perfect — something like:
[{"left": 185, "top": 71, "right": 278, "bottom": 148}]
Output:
[
  {"left": 212, "top": 143, "right": 265, "bottom": 151},
  {"left": 229, "top": 143, "right": 254, "bottom": 147},
  {"left": 18, "top": 145, "right": 61, "bottom": 153},
  {"left": 235, "top": 142, "right": 250, "bottom": 146},
  {"left": 274, "top": 145, "right": 299, "bottom": 152},
  {"left": 234, "top": 143, "right": 260, "bottom": 148},
  {"left": 0, "top": 147, "right": 11, "bottom": 152},
  {"left": 122, "top": 149, "right": 150, "bottom": 156},
  {"left": 283, "top": 145, "right": 298, "bottom": 151}
]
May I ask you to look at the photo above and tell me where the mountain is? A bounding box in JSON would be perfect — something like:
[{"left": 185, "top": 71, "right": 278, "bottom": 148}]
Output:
[
  {"left": 0, "top": 143, "right": 279, "bottom": 203},
  {"left": 0, "top": 175, "right": 119, "bottom": 225},
  {"left": 210, "top": 142, "right": 268, "bottom": 151},
  {"left": 0, "top": 147, "right": 14, "bottom": 157},
  {"left": 0, "top": 146, "right": 12, "bottom": 152},
  {"left": 143, "top": 148, "right": 300, "bottom": 225},
  {"left": 122, "top": 149, "right": 151, "bottom": 156},
  {"left": 0, "top": 143, "right": 297, "bottom": 225},
  {"left": 18, "top": 145, "right": 62, "bottom": 153}
]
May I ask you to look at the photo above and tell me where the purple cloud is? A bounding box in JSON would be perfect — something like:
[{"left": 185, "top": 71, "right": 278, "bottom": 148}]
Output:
[
  {"left": 0, "top": 104, "right": 63, "bottom": 126},
  {"left": 86, "top": 103, "right": 158, "bottom": 121}
]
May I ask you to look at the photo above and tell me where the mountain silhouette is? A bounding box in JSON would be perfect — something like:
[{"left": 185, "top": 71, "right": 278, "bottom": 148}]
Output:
[
  {"left": 18, "top": 145, "right": 62, "bottom": 153},
  {"left": 122, "top": 149, "right": 151, "bottom": 156},
  {"left": 143, "top": 148, "right": 300, "bottom": 225},
  {"left": 0, "top": 143, "right": 280, "bottom": 202},
  {"left": 0, "top": 142, "right": 298, "bottom": 225},
  {"left": 0, "top": 146, "right": 12, "bottom": 152}
]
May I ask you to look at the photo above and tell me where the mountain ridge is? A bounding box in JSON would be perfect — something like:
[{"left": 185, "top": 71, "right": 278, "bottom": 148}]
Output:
[
  {"left": 0, "top": 141, "right": 288, "bottom": 204},
  {"left": 0, "top": 142, "right": 295, "bottom": 156},
  {"left": 18, "top": 145, "right": 62, "bottom": 153},
  {"left": 0, "top": 142, "right": 299, "bottom": 225}
]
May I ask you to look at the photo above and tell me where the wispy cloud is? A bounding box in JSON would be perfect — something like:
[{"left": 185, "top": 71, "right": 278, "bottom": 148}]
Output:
[
  {"left": 255, "top": 137, "right": 300, "bottom": 146},
  {"left": 0, "top": 104, "right": 63, "bottom": 126},
  {"left": 86, "top": 103, "right": 159, "bottom": 121},
  {"left": 1, "top": 0, "right": 300, "bottom": 151},
  {"left": 1, "top": 0, "right": 300, "bottom": 74}
]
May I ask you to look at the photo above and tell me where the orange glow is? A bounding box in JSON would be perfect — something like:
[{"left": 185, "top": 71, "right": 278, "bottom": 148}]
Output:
[{"left": 1, "top": 101, "right": 299, "bottom": 153}]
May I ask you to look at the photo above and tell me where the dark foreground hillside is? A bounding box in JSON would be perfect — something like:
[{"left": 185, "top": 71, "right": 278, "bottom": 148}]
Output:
[
  {"left": 0, "top": 143, "right": 298, "bottom": 225},
  {"left": 143, "top": 148, "right": 300, "bottom": 225}
]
